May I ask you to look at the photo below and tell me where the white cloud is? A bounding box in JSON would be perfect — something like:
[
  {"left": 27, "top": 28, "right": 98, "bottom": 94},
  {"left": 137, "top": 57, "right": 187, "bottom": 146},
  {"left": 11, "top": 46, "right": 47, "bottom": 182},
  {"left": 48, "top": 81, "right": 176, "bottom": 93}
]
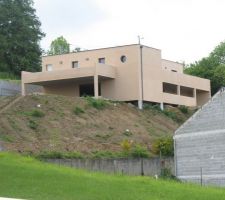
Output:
[{"left": 34, "top": 0, "right": 225, "bottom": 63}]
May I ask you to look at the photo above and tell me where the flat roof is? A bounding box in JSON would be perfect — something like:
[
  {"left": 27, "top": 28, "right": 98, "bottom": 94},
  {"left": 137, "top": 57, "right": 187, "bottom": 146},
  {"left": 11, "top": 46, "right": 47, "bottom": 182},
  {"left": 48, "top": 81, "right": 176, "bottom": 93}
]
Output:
[{"left": 42, "top": 43, "right": 161, "bottom": 58}]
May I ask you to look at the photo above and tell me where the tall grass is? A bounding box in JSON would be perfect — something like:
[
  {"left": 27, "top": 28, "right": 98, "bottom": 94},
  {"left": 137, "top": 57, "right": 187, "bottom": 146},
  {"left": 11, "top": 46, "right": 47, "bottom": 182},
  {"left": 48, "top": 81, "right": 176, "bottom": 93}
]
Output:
[{"left": 0, "top": 153, "right": 224, "bottom": 200}]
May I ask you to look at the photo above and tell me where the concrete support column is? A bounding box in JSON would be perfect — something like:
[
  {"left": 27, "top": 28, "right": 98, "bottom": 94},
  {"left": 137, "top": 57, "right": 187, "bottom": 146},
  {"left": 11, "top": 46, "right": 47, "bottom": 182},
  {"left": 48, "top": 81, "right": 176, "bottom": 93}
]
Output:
[
  {"left": 94, "top": 75, "right": 99, "bottom": 98},
  {"left": 178, "top": 85, "right": 181, "bottom": 95},
  {"left": 160, "top": 102, "right": 164, "bottom": 110},
  {"left": 138, "top": 100, "right": 143, "bottom": 110},
  {"left": 194, "top": 88, "right": 197, "bottom": 106},
  {"left": 21, "top": 82, "right": 26, "bottom": 96}
]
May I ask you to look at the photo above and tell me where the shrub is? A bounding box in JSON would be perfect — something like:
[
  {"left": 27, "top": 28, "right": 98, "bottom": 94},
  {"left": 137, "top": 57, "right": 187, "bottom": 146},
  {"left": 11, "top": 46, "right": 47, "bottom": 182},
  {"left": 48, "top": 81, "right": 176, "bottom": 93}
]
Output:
[
  {"left": 36, "top": 151, "right": 84, "bottom": 159},
  {"left": 25, "top": 109, "right": 45, "bottom": 117},
  {"left": 64, "top": 152, "right": 83, "bottom": 159},
  {"left": 36, "top": 151, "right": 63, "bottom": 159},
  {"left": 143, "top": 103, "right": 161, "bottom": 112},
  {"left": 178, "top": 105, "right": 189, "bottom": 114},
  {"left": 28, "top": 120, "right": 38, "bottom": 130},
  {"left": 152, "top": 136, "right": 174, "bottom": 156},
  {"left": 31, "top": 109, "right": 45, "bottom": 117},
  {"left": 90, "top": 151, "right": 116, "bottom": 159},
  {"left": 121, "top": 139, "right": 132, "bottom": 153},
  {"left": 85, "top": 96, "right": 108, "bottom": 110},
  {"left": 73, "top": 106, "right": 85, "bottom": 115},
  {"left": 131, "top": 145, "right": 149, "bottom": 158}
]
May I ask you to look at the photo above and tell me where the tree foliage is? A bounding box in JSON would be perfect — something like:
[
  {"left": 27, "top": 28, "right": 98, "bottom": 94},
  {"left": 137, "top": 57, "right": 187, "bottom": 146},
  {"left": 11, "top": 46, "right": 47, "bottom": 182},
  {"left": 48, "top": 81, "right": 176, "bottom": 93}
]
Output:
[
  {"left": 0, "top": 0, "right": 45, "bottom": 77},
  {"left": 152, "top": 137, "right": 174, "bottom": 156},
  {"left": 48, "top": 36, "right": 70, "bottom": 55},
  {"left": 185, "top": 41, "right": 225, "bottom": 95}
]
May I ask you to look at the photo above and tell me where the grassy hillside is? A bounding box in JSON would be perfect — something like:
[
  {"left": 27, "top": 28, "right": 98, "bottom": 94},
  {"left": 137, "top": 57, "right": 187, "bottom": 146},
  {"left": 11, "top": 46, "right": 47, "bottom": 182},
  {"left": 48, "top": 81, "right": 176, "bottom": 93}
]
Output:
[
  {"left": 0, "top": 153, "right": 224, "bottom": 200},
  {"left": 0, "top": 94, "right": 192, "bottom": 155}
]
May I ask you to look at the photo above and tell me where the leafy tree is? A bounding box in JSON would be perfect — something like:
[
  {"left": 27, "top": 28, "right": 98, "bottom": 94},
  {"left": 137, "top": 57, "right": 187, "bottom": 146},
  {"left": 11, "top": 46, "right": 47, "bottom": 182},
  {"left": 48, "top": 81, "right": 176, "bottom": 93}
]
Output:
[
  {"left": 48, "top": 36, "right": 70, "bottom": 55},
  {"left": 0, "top": 0, "right": 45, "bottom": 77},
  {"left": 152, "top": 136, "right": 174, "bottom": 156},
  {"left": 185, "top": 41, "right": 225, "bottom": 95}
]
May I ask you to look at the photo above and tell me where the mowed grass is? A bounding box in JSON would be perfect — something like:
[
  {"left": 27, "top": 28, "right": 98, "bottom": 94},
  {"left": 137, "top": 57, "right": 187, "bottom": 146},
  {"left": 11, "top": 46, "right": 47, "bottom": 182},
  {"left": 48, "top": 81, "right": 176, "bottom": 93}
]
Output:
[{"left": 0, "top": 153, "right": 225, "bottom": 200}]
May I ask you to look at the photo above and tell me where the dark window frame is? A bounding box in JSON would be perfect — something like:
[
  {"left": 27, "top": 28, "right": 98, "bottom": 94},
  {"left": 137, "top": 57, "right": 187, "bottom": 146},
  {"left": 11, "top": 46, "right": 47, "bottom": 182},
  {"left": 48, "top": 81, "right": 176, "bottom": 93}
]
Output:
[{"left": 72, "top": 61, "right": 79, "bottom": 68}]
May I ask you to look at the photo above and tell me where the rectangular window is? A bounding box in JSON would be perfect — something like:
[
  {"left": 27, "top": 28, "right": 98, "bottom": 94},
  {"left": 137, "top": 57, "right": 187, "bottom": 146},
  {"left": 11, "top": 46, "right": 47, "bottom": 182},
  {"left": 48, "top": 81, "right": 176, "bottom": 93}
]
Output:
[
  {"left": 180, "top": 86, "right": 194, "bottom": 97},
  {"left": 72, "top": 61, "right": 79, "bottom": 68},
  {"left": 98, "top": 58, "right": 105, "bottom": 64},
  {"left": 46, "top": 64, "right": 53, "bottom": 71},
  {"left": 163, "top": 82, "right": 178, "bottom": 95}
]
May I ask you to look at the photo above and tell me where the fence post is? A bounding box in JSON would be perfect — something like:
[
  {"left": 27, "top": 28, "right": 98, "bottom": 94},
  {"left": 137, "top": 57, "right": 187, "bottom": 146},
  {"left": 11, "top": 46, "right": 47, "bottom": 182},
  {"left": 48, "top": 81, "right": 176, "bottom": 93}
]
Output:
[
  {"left": 200, "top": 167, "right": 203, "bottom": 186},
  {"left": 141, "top": 158, "right": 144, "bottom": 176}
]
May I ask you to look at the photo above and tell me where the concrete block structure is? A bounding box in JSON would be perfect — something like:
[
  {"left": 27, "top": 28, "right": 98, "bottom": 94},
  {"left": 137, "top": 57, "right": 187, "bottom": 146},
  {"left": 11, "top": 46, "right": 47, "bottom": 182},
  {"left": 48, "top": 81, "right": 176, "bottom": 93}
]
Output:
[
  {"left": 174, "top": 88, "right": 225, "bottom": 186},
  {"left": 22, "top": 44, "right": 211, "bottom": 108}
]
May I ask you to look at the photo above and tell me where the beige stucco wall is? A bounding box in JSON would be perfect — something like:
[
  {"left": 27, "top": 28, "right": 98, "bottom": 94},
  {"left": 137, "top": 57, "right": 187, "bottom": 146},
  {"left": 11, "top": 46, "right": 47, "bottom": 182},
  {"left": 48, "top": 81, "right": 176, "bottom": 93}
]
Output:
[
  {"left": 162, "top": 59, "right": 183, "bottom": 73},
  {"left": 42, "top": 45, "right": 141, "bottom": 101},
  {"left": 22, "top": 44, "right": 211, "bottom": 107},
  {"left": 141, "top": 46, "right": 210, "bottom": 106}
]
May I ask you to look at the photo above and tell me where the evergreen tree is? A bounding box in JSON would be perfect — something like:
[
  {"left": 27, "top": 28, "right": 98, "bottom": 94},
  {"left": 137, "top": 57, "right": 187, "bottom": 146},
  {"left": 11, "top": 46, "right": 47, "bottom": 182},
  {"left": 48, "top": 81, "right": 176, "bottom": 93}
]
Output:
[{"left": 0, "top": 0, "right": 45, "bottom": 77}]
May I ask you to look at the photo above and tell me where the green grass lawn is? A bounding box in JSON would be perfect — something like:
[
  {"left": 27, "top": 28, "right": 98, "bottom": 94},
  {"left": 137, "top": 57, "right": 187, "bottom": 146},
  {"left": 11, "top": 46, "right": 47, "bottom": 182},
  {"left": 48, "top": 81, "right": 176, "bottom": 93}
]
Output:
[{"left": 0, "top": 152, "right": 224, "bottom": 200}]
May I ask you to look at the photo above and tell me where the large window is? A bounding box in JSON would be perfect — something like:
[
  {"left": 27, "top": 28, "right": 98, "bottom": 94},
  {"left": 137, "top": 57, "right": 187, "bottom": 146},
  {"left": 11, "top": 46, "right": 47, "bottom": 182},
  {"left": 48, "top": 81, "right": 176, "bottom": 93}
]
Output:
[
  {"left": 180, "top": 86, "right": 194, "bottom": 97},
  {"left": 46, "top": 64, "right": 53, "bottom": 71},
  {"left": 72, "top": 61, "right": 79, "bottom": 68},
  {"left": 98, "top": 57, "right": 105, "bottom": 64},
  {"left": 163, "top": 82, "right": 178, "bottom": 95}
]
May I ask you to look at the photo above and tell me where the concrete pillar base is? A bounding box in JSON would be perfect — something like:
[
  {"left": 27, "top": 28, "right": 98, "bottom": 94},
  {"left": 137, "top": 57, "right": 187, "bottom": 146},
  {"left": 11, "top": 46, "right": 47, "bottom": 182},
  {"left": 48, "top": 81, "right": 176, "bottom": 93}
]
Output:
[
  {"left": 138, "top": 100, "right": 143, "bottom": 110},
  {"left": 94, "top": 75, "right": 99, "bottom": 98},
  {"left": 160, "top": 102, "right": 164, "bottom": 110}
]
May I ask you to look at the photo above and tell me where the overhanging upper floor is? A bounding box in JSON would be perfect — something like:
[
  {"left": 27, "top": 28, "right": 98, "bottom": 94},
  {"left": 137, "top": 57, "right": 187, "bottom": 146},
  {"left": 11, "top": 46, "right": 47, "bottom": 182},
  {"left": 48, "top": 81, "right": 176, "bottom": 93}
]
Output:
[{"left": 22, "top": 64, "right": 116, "bottom": 85}]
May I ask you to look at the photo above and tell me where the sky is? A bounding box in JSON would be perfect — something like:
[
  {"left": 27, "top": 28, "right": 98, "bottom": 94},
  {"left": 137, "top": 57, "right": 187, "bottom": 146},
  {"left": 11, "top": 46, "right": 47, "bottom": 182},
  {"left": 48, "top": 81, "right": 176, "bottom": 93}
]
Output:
[{"left": 33, "top": 0, "right": 225, "bottom": 64}]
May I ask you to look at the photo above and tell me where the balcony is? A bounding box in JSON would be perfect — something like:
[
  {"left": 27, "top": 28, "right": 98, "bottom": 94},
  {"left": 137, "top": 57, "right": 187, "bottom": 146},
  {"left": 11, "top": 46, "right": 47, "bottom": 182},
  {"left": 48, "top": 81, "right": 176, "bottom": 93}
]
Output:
[{"left": 22, "top": 64, "right": 116, "bottom": 84}]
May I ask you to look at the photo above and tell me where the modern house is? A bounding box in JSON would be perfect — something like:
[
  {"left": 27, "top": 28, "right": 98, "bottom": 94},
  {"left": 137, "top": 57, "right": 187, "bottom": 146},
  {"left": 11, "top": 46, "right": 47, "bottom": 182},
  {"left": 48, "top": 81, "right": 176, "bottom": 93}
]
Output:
[
  {"left": 174, "top": 88, "right": 225, "bottom": 186},
  {"left": 22, "top": 44, "right": 211, "bottom": 109}
]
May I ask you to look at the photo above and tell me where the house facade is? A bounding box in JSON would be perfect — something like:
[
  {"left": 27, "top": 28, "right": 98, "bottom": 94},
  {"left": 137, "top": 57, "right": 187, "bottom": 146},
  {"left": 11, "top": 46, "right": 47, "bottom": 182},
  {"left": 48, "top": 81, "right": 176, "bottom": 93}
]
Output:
[{"left": 22, "top": 44, "right": 211, "bottom": 109}]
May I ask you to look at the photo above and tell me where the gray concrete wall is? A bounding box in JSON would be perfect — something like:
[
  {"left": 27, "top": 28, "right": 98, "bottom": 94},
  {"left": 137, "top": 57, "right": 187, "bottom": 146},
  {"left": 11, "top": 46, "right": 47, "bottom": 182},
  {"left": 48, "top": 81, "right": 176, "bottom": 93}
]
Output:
[
  {"left": 174, "top": 88, "right": 225, "bottom": 187},
  {"left": 175, "top": 130, "right": 225, "bottom": 187},
  {"left": 0, "top": 80, "right": 42, "bottom": 96},
  {"left": 45, "top": 157, "right": 174, "bottom": 176}
]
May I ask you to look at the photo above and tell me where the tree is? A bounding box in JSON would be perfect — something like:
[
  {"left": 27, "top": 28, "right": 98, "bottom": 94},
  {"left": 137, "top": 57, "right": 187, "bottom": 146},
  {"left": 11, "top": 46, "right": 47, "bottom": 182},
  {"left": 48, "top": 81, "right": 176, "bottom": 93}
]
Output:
[
  {"left": 0, "top": 0, "right": 45, "bottom": 77},
  {"left": 185, "top": 41, "right": 225, "bottom": 95},
  {"left": 48, "top": 36, "right": 70, "bottom": 55}
]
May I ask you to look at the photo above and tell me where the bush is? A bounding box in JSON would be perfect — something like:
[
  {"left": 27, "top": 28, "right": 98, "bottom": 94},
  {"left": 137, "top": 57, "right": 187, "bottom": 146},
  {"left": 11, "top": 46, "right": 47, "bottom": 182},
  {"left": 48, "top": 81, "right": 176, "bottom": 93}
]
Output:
[
  {"left": 160, "top": 167, "right": 177, "bottom": 180},
  {"left": 85, "top": 96, "right": 108, "bottom": 110},
  {"left": 28, "top": 120, "right": 38, "bottom": 130},
  {"left": 178, "top": 105, "right": 189, "bottom": 114},
  {"left": 36, "top": 151, "right": 83, "bottom": 159},
  {"left": 36, "top": 151, "right": 64, "bottom": 159},
  {"left": 152, "top": 136, "right": 174, "bottom": 156},
  {"left": 73, "top": 106, "right": 85, "bottom": 115},
  {"left": 143, "top": 103, "right": 161, "bottom": 112},
  {"left": 131, "top": 145, "right": 149, "bottom": 158},
  {"left": 121, "top": 139, "right": 132, "bottom": 153},
  {"left": 63, "top": 152, "right": 83, "bottom": 159},
  {"left": 90, "top": 151, "right": 116, "bottom": 159},
  {"left": 25, "top": 109, "right": 45, "bottom": 117}
]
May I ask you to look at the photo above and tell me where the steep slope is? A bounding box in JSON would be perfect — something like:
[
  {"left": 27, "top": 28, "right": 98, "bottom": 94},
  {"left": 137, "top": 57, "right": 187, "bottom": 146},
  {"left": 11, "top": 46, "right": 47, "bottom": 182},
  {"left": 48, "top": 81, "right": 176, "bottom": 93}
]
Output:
[{"left": 0, "top": 94, "right": 191, "bottom": 154}]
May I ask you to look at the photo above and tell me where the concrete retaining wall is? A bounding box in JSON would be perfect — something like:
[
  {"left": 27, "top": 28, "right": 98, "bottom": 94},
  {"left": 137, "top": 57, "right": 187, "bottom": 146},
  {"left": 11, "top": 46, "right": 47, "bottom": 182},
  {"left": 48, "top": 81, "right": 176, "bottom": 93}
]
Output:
[
  {"left": 0, "top": 80, "right": 42, "bottom": 96},
  {"left": 45, "top": 157, "right": 174, "bottom": 176}
]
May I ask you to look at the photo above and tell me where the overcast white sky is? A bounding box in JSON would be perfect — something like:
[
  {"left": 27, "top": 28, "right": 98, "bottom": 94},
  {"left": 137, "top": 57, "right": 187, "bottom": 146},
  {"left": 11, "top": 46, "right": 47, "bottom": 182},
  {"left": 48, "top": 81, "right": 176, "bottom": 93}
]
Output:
[{"left": 34, "top": 0, "right": 225, "bottom": 64}]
